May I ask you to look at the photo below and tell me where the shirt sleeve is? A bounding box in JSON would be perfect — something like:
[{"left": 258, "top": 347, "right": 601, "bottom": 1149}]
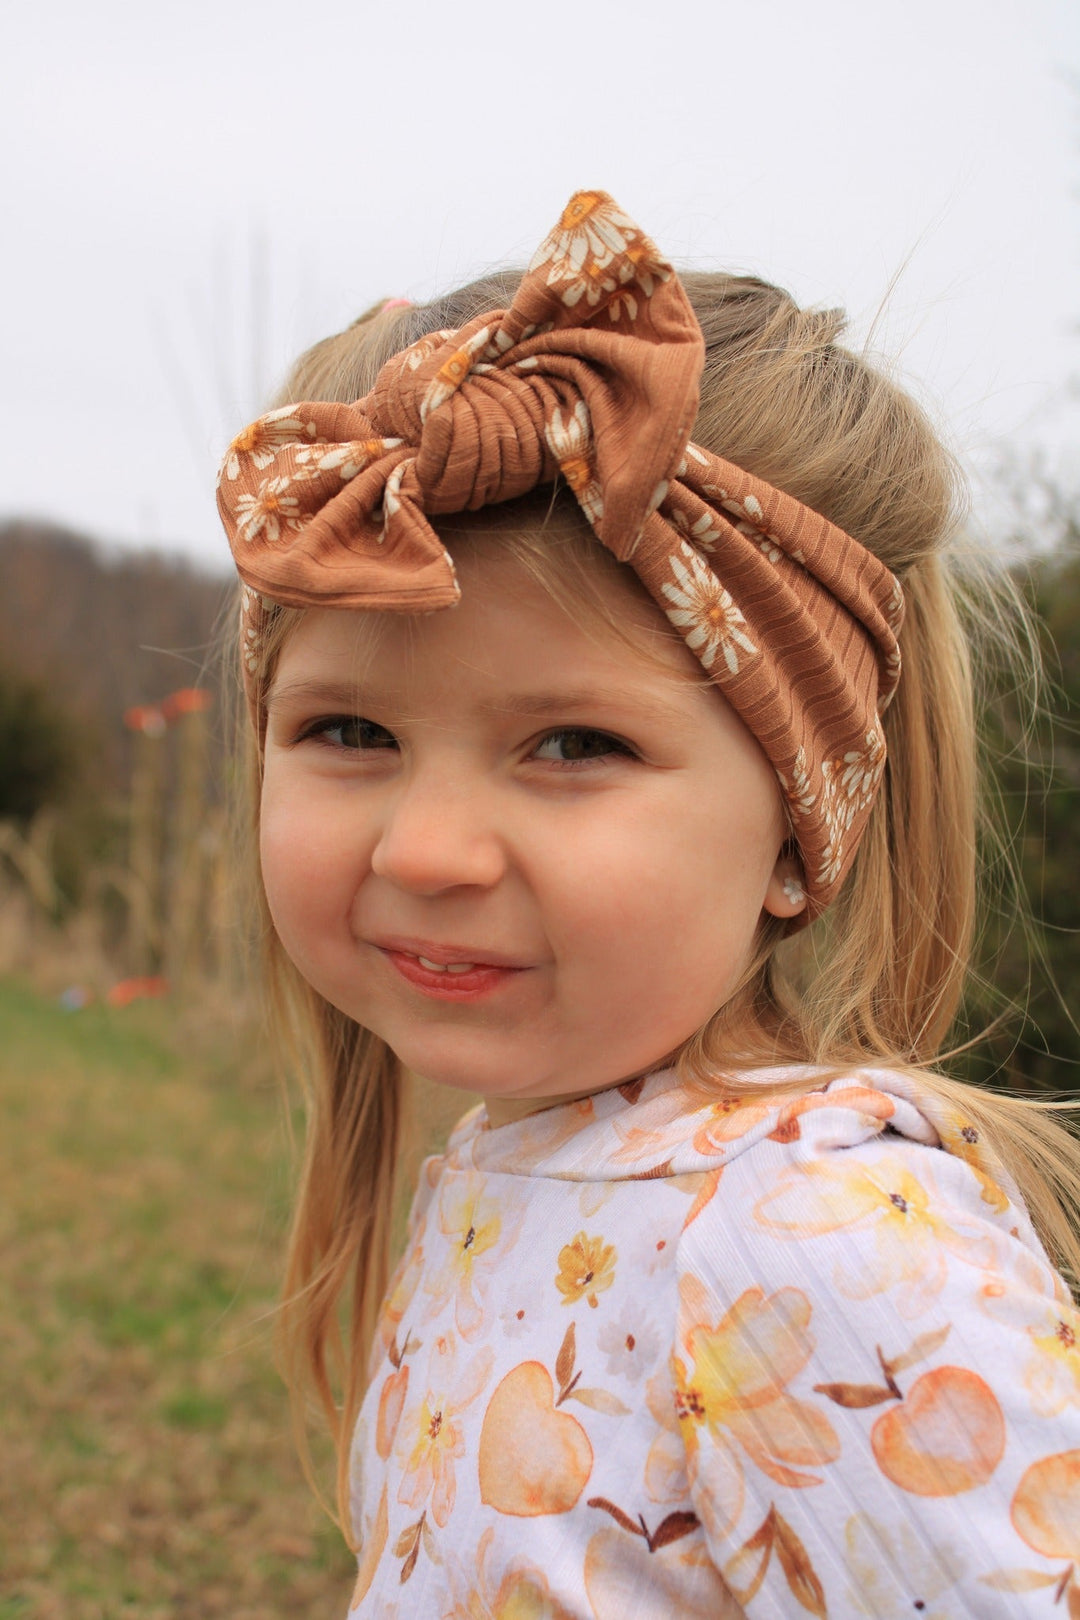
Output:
[{"left": 672, "top": 1104, "right": 1080, "bottom": 1617}]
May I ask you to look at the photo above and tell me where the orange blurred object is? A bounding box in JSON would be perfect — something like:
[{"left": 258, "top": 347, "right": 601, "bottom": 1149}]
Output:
[
  {"left": 106, "top": 975, "right": 170, "bottom": 1008},
  {"left": 161, "top": 687, "right": 213, "bottom": 720}
]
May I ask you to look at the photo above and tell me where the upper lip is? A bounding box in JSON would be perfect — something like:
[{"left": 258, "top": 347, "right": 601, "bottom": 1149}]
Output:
[{"left": 368, "top": 935, "right": 530, "bottom": 969}]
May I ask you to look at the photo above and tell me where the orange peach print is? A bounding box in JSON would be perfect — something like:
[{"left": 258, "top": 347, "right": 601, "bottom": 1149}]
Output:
[{"left": 870, "top": 1366, "right": 1005, "bottom": 1496}]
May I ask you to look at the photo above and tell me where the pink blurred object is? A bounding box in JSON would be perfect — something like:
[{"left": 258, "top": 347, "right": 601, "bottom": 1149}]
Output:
[{"left": 123, "top": 704, "right": 167, "bottom": 736}]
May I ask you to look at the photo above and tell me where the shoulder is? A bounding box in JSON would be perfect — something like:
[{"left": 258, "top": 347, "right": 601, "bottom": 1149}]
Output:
[
  {"left": 668, "top": 1079, "right": 1080, "bottom": 1614},
  {"left": 628, "top": 1063, "right": 964, "bottom": 1180},
  {"left": 674, "top": 1065, "right": 1059, "bottom": 1306}
]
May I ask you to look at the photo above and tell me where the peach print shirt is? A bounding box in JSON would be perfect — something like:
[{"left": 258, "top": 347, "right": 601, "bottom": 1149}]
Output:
[{"left": 347, "top": 1067, "right": 1080, "bottom": 1617}]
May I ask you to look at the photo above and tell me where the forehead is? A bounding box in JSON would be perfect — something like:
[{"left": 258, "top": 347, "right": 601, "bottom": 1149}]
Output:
[{"left": 271, "top": 526, "right": 707, "bottom": 698}]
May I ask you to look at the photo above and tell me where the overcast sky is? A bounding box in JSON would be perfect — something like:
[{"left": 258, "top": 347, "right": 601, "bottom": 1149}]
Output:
[{"left": 3, "top": 0, "right": 1078, "bottom": 572}]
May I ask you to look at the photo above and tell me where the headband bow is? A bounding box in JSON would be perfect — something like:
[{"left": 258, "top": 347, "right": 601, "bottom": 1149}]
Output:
[{"left": 218, "top": 190, "right": 903, "bottom": 916}]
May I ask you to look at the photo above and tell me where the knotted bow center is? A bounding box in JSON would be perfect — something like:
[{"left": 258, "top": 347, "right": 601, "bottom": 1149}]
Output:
[{"left": 367, "top": 313, "right": 563, "bottom": 513}]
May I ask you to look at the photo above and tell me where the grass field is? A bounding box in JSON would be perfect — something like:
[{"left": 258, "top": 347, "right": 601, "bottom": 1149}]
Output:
[{"left": 0, "top": 978, "right": 471, "bottom": 1619}]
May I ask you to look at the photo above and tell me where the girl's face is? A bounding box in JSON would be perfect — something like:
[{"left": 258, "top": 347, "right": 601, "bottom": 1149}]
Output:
[{"left": 259, "top": 535, "right": 802, "bottom": 1114}]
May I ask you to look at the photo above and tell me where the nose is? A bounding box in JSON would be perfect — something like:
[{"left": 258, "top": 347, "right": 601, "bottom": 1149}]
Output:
[{"left": 369, "top": 768, "right": 507, "bottom": 895}]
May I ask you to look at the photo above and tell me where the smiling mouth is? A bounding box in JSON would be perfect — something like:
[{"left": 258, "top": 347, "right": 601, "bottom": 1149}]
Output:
[
  {"left": 370, "top": 936, "right": 528, "bottom": 971},
  {"left": 416, "top": 955, "right": 477, "bottom": 975},
  {"left": 374, "top": 944, "right": 527, "bottom": 1001}
]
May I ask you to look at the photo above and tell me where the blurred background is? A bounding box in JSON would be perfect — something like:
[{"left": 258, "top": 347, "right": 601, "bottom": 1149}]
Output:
[{"left": 2, "top": 0, "right": 1078, "bottom": 1614}]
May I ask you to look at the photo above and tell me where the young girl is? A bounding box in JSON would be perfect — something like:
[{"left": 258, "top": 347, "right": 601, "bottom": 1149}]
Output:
[{"left": 217, "top": 192, "right": 1080, "bottom": 1616}]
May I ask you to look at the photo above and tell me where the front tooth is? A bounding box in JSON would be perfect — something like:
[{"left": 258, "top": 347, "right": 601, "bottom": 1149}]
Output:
[
  {"left": 445, "top": 962, "right": 476, "bottom": 975},
  {"left": 417, "top": 955, "right": 448, "bottom": 972}
]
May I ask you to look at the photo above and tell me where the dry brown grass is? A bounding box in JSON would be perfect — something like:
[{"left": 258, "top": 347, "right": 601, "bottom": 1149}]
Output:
[{"left": 0, "top": 979, "right": 474, "bottom": 1619}]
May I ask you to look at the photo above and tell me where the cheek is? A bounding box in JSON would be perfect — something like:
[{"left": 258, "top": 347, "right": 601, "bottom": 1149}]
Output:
[
  {"left": 258, "top": 776, "right": 359, "bottom": 961},
  {"left": 540, "top": 809, "right": 767, "bottom": 1075},
  {"left": 547, "top": 784, "right": 779, "bottom": 989}
]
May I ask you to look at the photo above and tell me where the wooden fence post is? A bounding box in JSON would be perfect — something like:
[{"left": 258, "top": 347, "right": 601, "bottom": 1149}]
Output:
[
  {"left": 123, "top": 704, "right": 167, "bottom": 974},
  {"left": 162, "top": 689, "right": 213, "bottom": 994}
]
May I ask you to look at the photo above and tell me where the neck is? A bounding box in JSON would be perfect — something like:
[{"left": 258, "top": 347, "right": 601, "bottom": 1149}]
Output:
[
  {"left": 480, "top": 1056, "right": 682, "bottom": 1128},
  {"left": 483, "top": 1085, "right": 603, "bottom": 1129}
]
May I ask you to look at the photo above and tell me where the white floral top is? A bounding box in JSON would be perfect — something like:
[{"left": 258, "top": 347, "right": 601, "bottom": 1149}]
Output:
[{"left": 346, "top": 1067, "right": 1080, "bottom": 1617}]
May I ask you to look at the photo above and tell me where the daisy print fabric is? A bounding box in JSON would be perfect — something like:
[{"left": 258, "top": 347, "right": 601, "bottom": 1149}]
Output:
[
  {"left": 346, "top": 1068, "right": 1080, "bottom": 1617},
  {"left": 218, "top": 190, "right": 903, "bottom": 915}
]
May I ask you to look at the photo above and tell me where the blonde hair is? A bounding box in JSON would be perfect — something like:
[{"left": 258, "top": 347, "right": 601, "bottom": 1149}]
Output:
[{"left": 241, "top": 269, "right": 1079, "bottom": 1530}]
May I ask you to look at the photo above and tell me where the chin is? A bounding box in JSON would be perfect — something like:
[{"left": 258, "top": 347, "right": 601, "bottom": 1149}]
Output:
[{"left": 378, "top": 1035, "right": 515, "bottom": 1099}]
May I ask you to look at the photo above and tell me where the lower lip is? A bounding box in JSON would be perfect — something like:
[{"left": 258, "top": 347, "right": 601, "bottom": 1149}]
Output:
[{"left": 380, "top": 949, "right": 525, "bottom": 1001}]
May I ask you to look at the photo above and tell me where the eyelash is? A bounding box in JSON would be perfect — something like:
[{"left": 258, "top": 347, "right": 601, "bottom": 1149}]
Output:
[
  {"left": 531, "top": 728, "right": 635, "bottom": 765},
  {"left": 301, "top": 716, "right": 396, "bottom": 751},
  {"left": 298, "top": 717, "right": 635, "bottom": 766}
]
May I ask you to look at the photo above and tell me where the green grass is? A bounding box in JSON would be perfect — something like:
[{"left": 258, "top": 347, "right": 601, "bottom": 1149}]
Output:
[{"left": 0, "top": 977, "right": 357, "bottom": 1619}]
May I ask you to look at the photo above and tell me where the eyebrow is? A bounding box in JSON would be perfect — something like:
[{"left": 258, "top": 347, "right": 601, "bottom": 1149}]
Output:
[
  {"left": 490, "top": 688, "right": 692, "bottom": 723},
  {"left": 265, "top": 678, "right": 374, "bottom": 713},
  {"left": 267, "top": 676, "right": 693, "bottom": 721}
]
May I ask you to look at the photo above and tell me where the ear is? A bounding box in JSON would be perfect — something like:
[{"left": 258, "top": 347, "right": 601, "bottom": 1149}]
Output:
[{"left": 763, "top": 845, "right": 808, "bottom": 920}]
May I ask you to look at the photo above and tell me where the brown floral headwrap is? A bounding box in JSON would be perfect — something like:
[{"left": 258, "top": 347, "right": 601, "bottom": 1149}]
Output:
[{"left": 218, "top": 190, "right": 903, "bottom": 916}]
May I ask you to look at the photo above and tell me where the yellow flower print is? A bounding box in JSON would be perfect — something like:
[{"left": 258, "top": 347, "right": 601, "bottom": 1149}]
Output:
[
  {"left": 424, "top": 1173, "right": 509, "bottom": 1340},
  {"left": 544, "top": 402, "right": 604, "bottom": 527},
  {"left": 233, "top": 475, "right": 305, "bottom": 544},
  {"left": 219, "top": 403, "right": 317, "bottom": 482},
  {"left": 443, "top": 1524, "right": 576, "bottom": 1619},
  {"left": 980, "top": 1264, "right": 1080, "bottom": 1419},
  {"left": 672, "top": 1276, "right": 839, "bottom": 1538},
  {"left": 670, "top": 499, "right": 724, "bottom": 553},
  {"left": 933, "top": 1111, "right": 1011, "bottom": 1212},
  {"left": 754, "top": 1152, "right": 998, "bottom": 1317},
  {"left": 781, "top": 737, "right": 883, "bottom": 890},
  {"left": 555, "top": 1231, "right": 617, "bottom": 1309},
  {"left": 660, "top": 542, "right": 758, "bottom": 675},
  {"left": 782, "top": 733, "right": 886, "bottom": 890},
  {"left": 238, "top": 584, "right": 276, "bottom": 679},
  {"left": 394, "top": 1332, "right": 493, "bottom": 1528},
  {"left": 294, "top": 435, "right": 403, "bottom": 482},
  {"left": 620, "top": 235, "right": 671, "bottom": 299},
  {"left": 420, "top": 323, "right": 494, "bottom": 419},
  {"left": 1028, "top": 1313, "right": 1080, "bottom": 1410},
  {"left": 523, "top": 190, "right": 673, "bottom": 311},
  {"left": 527, "top": 191, "right": 640, "bottom": 307}
]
